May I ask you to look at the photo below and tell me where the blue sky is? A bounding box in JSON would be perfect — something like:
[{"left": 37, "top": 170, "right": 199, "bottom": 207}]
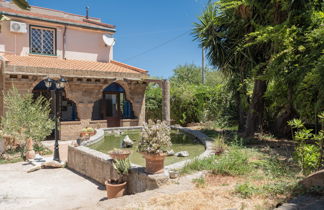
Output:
[{"left": 28, "top": 0, "right": 209, "bottom": 78}]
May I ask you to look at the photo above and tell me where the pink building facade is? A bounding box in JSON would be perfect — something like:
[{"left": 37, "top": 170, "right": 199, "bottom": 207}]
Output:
[{"left": 0, "top": 1, "right": 170, "bottom": 140}]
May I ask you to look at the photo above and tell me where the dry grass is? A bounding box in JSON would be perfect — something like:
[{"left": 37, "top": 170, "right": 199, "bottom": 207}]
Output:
[{"left": 135, "top": 174, "right": 276, "bottom": 210}]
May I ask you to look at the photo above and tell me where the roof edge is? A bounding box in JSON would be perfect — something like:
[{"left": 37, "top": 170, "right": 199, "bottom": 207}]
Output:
[
  {"left": 111, "top": 60, "right": 148, "bottom": 74},
  {"left": 0, "top": 11, "right": 116, "bottom": 33}
]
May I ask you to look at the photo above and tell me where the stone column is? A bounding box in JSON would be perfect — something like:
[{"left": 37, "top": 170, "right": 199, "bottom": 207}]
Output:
[{"left": 162, "top": 80, "right": 170, "bottom": 125}]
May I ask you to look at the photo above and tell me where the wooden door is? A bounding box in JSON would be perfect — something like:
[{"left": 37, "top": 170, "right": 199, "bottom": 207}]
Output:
[{"left": 103, "top": 93, "right": 120, "bottom": 127}]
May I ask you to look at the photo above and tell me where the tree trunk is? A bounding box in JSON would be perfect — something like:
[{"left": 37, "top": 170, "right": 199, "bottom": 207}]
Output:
[
  {"left": 235, "top": 89, "right": 247, "bottom": 133},
  {"left": 244, "top": 79, "right": 267, "bottom": 137},
  {"left": 272, "top": 85, "right": 297, "bottom": 138}
]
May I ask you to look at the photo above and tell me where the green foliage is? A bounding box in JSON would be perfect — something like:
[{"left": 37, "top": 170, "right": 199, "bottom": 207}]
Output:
[
  {"left": 33, "top": 142, "right": 52, "bottom": 156},
  {"left": 113, "top": 158, "right": 131, "bottom": 176},
  {"left": 137, "top": 120, "right": 172, "bottom": 154},
  {"left": 146, "top": 64, "right": 236, "bottom": 126},
  {"left": 193, "top": 0, "right": 324, "bottom": 137},
  {"left": 0, "top": 88, "right": 54, "bottom": 146},
  {"left": 170, "top": 83, "right": 236, "bottom": 126},
  {"left": 212, "top": 147, "right": 252, "bottom": 176},
  {"left": 170, "top": 64, "right": 202, "bottom": 85},
  {"left": 145, "top": 83, "right": 162, "bottom": 121},
  {"left": 288, "top": 114, "right": 324, "bottom": 175},
  {"left": 181, "top": 146, "right": 252, "bottom": 176},
  {"left": 180, "top": 155, "right": 217, "bottom": 174},
  {"left": 235, "top": 183, "right": 256, "bottom": 198},
  {"left": 235, "top": 181, "right": 298, "bottom": 198},
  {"left": 112, "top": 158, "right": 131, "bottom": 183}
]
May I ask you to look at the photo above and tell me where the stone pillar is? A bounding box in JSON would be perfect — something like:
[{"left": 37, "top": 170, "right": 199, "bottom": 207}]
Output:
[{"left": 162, "top": 80, "right": 170, "bottom": 125}]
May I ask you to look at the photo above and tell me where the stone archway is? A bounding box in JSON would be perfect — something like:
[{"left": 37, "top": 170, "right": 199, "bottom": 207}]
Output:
[
  {"left": 32, "top": 80, "right": 79, "bottom": 122},
  {"left": 92, "top": 82, "right": 136, "bottom": 127}
]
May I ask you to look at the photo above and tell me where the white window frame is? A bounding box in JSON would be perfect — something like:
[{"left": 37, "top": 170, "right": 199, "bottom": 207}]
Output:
[{"left": 30, "top": 26, "right": 56, "bottom": 56}]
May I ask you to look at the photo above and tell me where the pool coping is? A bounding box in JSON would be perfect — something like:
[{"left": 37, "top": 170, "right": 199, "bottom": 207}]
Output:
[{"left": 81, "top": 125, "right": 214, "bottom": 171}]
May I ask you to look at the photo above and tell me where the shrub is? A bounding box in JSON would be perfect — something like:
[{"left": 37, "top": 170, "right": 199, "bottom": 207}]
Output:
[
  {"left": 137, "top": 120, "right": 172, "bottom": 154},
  {"left": 0, "top": 88, "right": 54, "bottom": 150},
  {"left": 288, "top": 113, "right": 324, "bottom": 175}
]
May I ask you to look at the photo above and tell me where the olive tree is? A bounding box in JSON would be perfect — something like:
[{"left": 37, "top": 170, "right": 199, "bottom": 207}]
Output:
[{"left": 1, "top": 88, "right": 54, "bottom": 147}]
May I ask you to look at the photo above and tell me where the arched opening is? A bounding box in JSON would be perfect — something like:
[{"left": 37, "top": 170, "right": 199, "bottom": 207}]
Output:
[
  {"left": 95, "top": 82, "right": 135, "bottom": 127},
  {"left": 32, "top": 80, "right": 79, "bottom": 122}
]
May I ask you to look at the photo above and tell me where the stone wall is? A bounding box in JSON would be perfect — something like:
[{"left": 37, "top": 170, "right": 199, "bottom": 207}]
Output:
[
  {"left": 67, "top": 146, "right": 119, "bottom": 184},
  {"left": 60, "top": 121, "right": 83, "bottom": 140},
  {"left": 67, "top": 145, "right": 169, "bottom": 194},
  {"left": 1, "top": 71, "right": 148, "bottom": 140}
]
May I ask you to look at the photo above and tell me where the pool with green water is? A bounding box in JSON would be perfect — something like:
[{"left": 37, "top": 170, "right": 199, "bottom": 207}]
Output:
[{"left": 88, "top": 130, "right": 205, "bottom": 166}]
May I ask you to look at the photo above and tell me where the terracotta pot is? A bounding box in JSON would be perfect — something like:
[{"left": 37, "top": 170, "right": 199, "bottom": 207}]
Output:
[
  {"left": 25, "top": 150, "right": 36, "bottom": 160},
  {"left": 25, "top": 138, "right": 35, "bottom": 160},
  {"left": 105, "top": 181, "right": 127, "bottom": 199},
  {"left": 80, "top": 132, "right": 89, "bottom": 138},
  {"left": 142, "top": 153, "right": 166, "bottom": 174},
  {"left": 108, "top": 151, "right": 131, "bottom": 160},
  {"left": 88, "top": 131, "right": 96, "bottom": 136}
]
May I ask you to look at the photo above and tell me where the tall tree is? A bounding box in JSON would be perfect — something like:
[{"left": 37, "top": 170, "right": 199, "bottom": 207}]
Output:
[{"left": 194, "top": 0, "right": 323, "bottom": 137}]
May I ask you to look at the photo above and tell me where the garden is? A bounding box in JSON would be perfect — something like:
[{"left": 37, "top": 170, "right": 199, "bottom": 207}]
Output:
[{"left": 0, "top": 0, "right": 323, "bottom": 209}]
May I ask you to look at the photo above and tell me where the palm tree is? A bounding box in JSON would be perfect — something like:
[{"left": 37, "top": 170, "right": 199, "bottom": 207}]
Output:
[
  {"left": 193, "top": 2, "right": 255, "bottom": 133},
  {"left": 194, "top": 0, "right": 291, "bottom": 137}
]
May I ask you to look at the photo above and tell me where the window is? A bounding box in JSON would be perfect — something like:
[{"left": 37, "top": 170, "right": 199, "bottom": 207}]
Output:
[{"left": 30, "top": 26, "right": 56, "bottom": 55}]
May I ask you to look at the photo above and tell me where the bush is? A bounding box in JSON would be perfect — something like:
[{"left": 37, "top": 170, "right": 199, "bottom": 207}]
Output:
[
  {"left": 137, "top": 120, "right": 172, "bottom": 154},
  {"left": 288, "top": 114, "right": 324, "bottom": 175},
  {"left": 0, "top": 88, "right": 54, "bottom": 150}
]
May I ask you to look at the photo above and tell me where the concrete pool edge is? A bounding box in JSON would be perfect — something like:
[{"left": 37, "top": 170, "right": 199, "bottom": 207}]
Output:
[
  {"left": 82, "top": 125, "right": 214, "bottom": 170},
  {"left": 67, "top": 126, "right": 214, "bottom": 194}
]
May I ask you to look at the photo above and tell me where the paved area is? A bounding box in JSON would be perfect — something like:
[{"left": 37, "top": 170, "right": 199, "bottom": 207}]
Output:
[
  {"left": 42, "top": 140, "right": 75, "bottom": 162},
  {"left": 0, "top": 162, "right": 105, "bottom": 210},
  {"left": 0, "top": 161, "right": 202, "bottom": 210}
]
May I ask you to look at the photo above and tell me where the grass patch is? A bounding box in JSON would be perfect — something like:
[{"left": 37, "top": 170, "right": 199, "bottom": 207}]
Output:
[
  {"left": 235, "top": 183, "right": 257, "bottom": 198},
  {"left": 192, "top": 176, "right": 206, "bottom": 188},
  {"left": 180, "top": 156, "right": 216, "bottom": 174},
  {"left": 0, "top": 156, "right": 23, "bottom": 164},
  {"left": 181, "top": 146, "right": 252, "bottom": 176},
  {"left": 212, "top": 147, "right": 252, "bottom": 176}
]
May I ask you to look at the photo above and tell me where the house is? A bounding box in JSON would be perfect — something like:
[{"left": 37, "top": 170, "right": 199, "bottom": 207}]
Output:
[{"left": 0, "top": 1, "right": 170, "bottom": 140}]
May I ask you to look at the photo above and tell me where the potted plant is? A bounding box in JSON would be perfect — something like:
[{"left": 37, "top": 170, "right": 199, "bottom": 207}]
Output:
[
  {"left": 87, "top": 127, "right": 96, "bottom": 136},
  {"left": 80, "top": 128, "right": 89, "bottom": 138},
  {"left": 108, "top": 148, "right": 131, "bottom": 160},
  {"left": 105, "top": 158, "right": 131, "bottom": 199},
  {"left": 137, "top": 120, "right": 172, "bottom": 174}
]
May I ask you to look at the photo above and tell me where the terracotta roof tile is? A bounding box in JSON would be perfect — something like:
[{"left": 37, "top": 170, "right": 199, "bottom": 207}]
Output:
[
  {"left": 3, "top": 54, "right": 148, "bottom": 74},
  {"left": 0, "top": 6, "right": 115, "bottom": 30}
]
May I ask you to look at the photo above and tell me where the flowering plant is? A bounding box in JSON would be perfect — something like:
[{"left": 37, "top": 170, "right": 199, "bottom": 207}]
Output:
[{"left": 137, "top": 120, "right": 172, "bottom": 154}]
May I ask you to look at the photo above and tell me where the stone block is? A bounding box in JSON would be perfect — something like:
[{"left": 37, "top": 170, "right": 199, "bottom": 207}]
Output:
[{"left": 300, "top": 169, "right": 324, "bottom": 189}]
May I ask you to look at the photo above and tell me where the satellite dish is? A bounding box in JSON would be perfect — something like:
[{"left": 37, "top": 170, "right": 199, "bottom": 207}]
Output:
[{"left": 103, "top": 34, "right": 115, "bottom": 47}]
